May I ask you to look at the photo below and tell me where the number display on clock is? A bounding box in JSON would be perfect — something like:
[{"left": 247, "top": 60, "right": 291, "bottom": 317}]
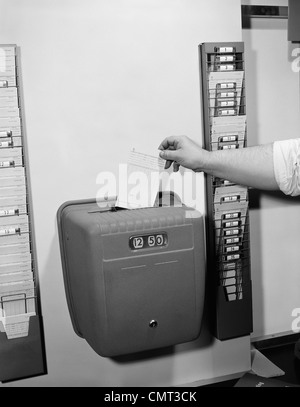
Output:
[{"left": 130, "top": 233, "right": 168, "bottom": 250}]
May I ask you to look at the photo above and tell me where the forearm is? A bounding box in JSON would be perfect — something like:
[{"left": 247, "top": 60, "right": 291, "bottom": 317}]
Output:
[{"left": 199, "top": 143, "right": 279, "bottom": 190}]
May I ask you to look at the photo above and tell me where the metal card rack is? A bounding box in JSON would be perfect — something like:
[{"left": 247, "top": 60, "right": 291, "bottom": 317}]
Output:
[
  {"left": 199, "top": 42, "right": 253, "bottom": 340},
  {"left": 0, "top": 44, "right": 47, "bottom": 382}
]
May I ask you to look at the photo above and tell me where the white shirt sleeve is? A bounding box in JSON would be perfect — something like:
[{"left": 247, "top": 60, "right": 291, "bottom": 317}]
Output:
[{"left": 273, "top": 138, "right": 300, "bottom": 196}]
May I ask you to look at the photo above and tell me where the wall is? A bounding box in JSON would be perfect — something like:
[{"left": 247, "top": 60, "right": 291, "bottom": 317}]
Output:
[
  {"left": 0, "top": 0, "right": 250, "bottom": 387},
  {"left": 242, "top": 0, "right": 300, "bottom": 339}
]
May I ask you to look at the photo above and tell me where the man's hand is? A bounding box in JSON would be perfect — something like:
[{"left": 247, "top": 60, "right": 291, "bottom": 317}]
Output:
[{"left": 158, "top": 135, "right": 208, "bottom": 172}]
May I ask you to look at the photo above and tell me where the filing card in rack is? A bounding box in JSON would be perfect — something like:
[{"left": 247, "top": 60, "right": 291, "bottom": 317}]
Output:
[
  {"left": 0, "top": 147, "right": 23, "bottom": 168},
  {"left": 0, "top": 252, "right": 31, "bottom": 266},
  {"left": 0, "top": 116, "right": 21, "bottom": 137},
  {"left": 0, "top": 240, "right": 30, "bottom": 256},
  {"left": 0, "top": 107, "right": 19, "bottom": 118},
  {"left": 214, "top": 185, "right": 248, "bottom": 205},
  {"left": 0, "top": 261, "right": 32, "bottom": 275},
  {"left": 213, "top": 200, "right": 249, "bottom": 250},
  {"left": 0, "top": 194, "right": 27, "bottom": 217},
  {"left": 0, "top": 175, "right": 25, "bottom": 188},
  {"left": 0, "top": 136, "right": 22, "bottom": 149},
  {"left": 0, "top": 88, "right": 18, "bottom": 108},
  {"left": 0, "top": 214, "right": 29, "bottom": 235},
  {"left": 0, "top": 232, "right": 29, "bottom": 248}
]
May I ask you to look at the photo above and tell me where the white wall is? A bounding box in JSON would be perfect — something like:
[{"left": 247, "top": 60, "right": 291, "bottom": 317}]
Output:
[
  {"left": 0, "top": 0, "right": 250, "bottom": 387},
  {"left": 242, "top": 0, "right": 300, "bottom": 339}
]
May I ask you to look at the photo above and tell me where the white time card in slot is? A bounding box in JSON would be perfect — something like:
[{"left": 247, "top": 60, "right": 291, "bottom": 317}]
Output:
[
  {"left": 0, "top": 167, "right": 25, "bottom": 179},
  {"left": 0, "top": 146, "right": 22, "bottom": 159},
  {"left": 214, "top": 185, "right": 248, "bottom": 205},
  {"left": 0, "top": 270, "right": 33, "bottom": 285},
  {"left": 0, "top": 128, "right": 21, "bottom": 138},
  {"left": 0, "top": 252, "right": 31, "bottom": 266},
  {"left": 0, "top": 87, "right": 17, "bottom": 99},
  {"left": 0, "top": 130, "right": 12, "bottom": 138},
  {"left": 224, "top": 229, "right": 240, "bottom": 237},
  {"left": 0, "top": 261, "right": 31, "bottom": 274},
  {"left": 0, "top": 147, "right": 23, "bottom": 167},
  {"left": 223, "top": 212, "right": 241, "bottom": 220},
  {"left": 0, "top": 175, "right": 25, "bottom": 187},
  {"left": 224, "top": 246, "right": 240, "bottom": 254},
  {"left": 225, "top": 254, "right": 240, "bottom": 261},
  {"left": 0, "top": 77, "right": 16, "bottom": 88},
  {"left": 217, "top": 100, "right": 236, "bottom": 108},
  {"left": 220, "top": 144, "right": 238, "bottom": 150},
  {"left": 0, "top": 107, "right": 19, "bottom": 118},
  {"left": 0, "top": 116, "right": 21, "bottom": 130},
  {"left": 222, "top": 269, "right": 236, "bottom": 279},
  {"left": 224, "top": 237, "right": 240, "bottom": 245},
  {"left": 0, "top": 81, "right": 8, "bottom": 88},
  {"left": 0, "top": 213, "right": 28, "bottom": 225},
  {"left": 0, "top": 46, "right": 16, "bottom": 58},
  {"left": 0, "top": 208, "right": 20, "bottom": 217},
  {"left": 215, "top": 55, "right": 236, "bottom": 63},
  {"left": 0, "top": 185, "right": 26, "bottom": 198},
  {"left": 0, "top": 96, "right": 18, "bottom": 109},
  {"left": 0, "top": 232, "right": 29, "bottom": 247},
  {"left": 0, "top": 62, "right": 16, "bottom": 78},
  {"left": 217, "top": 83, "right": 236, "bottom": 90},
  {"left": 0, "top": 214, "right": 29, "bottom": 233},
  {"left": 0, "top": 205, "right": 27, "bottom": 219},
  {"left": 0, "top": 139, "right": 13, "bottom": 149},
  {"left": 223, "top": 278, "right": 236, "bottom": 287},
  {"left": 0, "top": 136, "right": 22, "bottom": 148},
  {"left": 0, "top": 241, "right": 30, "bottom": 256},
  {"left": 216, "top": 64, "right": 236, "bottom": 72},
  {"left": 215, "top": 47, "right": 235, "bottom": 54},
  {"left": 0, "top": 195, "right": 27, "bottom": 209},
  {"left": 217, "top": 91, "right": 236, "bottom": 99},
  {"left": 218, "top": 109, "right": 237, "bottom": 116}
]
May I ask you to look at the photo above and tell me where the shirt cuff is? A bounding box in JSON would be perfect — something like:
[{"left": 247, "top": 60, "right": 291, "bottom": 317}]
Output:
[{"left": 273, "top": 139, "right": 300, "bottom": 196}]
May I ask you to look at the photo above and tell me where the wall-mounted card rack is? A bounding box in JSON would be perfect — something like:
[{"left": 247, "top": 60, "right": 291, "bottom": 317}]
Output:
[
  {"left": 0, "top": 45, "right": 47, "bottom": 382},
  {"left": 199, "top": 42, "right": 253, "bottom": 340}
]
